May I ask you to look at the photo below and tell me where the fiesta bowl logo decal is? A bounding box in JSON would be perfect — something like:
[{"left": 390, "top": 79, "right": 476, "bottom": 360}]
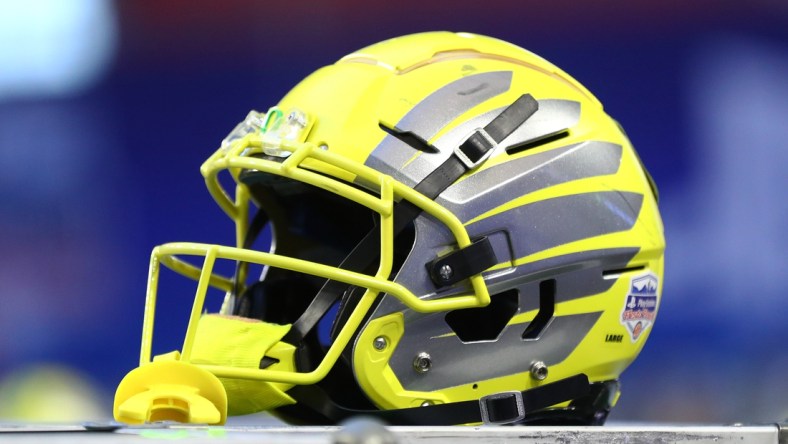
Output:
[{"left": 620, "top": 272, "right": 659, "bottom": 342}]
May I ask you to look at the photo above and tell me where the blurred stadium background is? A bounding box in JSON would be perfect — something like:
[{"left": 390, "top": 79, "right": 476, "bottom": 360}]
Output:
[{"left": 0, "top": 0, "right": 786, "bottom": 424}]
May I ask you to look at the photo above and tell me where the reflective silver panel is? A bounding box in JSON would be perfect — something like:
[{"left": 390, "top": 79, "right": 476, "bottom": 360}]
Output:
[
  {"left": 496, "top": 247, "right": 641, "bottom": 310},
  {"left": 438, "top": 141, "right": 623, "bottom": 222},
  {"left": 388, "top": 311, "right": 602, "bottom": 391},
  {"left": 468, "top": 191, "right": 644, "bottom": 258}
]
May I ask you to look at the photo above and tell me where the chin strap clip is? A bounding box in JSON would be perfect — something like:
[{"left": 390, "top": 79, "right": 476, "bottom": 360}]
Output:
[
  {"left": 479, "top": 391, "right": 526, "bottom": 424},
  {"left": 427, "top": 237, "right": 497, "bottom": 287}
]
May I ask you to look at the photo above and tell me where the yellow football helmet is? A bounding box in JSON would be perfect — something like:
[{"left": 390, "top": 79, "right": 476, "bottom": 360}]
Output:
[{"left": 114, "top": 31, "right": 664, "bottom": 426}]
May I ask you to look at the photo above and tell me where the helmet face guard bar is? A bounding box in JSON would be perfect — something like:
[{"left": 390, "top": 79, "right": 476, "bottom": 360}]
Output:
[{"left": 138, "top": 133, "right": 492, "bottom": 386}]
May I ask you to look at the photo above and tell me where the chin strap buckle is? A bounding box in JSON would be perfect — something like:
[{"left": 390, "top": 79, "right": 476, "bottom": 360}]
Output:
[
  {"left": 479, "top": 391, "right": 526, "bottom": 425},
  {"left": 455, "top": 127, "right": 497, "bottom": 170}
]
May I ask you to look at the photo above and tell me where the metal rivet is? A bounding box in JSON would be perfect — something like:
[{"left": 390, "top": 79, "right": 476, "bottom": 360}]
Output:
[
  {"left": 530, "top": 361, "right": 548, "bottom": 380},
  {"left": 373, "top": 336, "right": 388, "bottom": 351},
  {"left": 421, "top": 401, "right": 432, "bottom": 407},
  {"left": 413, "top": 352, "right": 432, "bottom": 373},
  {"left": 438, "top": 264, "right": 453, "bottom": 282},
  {"left": 318, "top": 143, "right": 328, "bottom": 151}
]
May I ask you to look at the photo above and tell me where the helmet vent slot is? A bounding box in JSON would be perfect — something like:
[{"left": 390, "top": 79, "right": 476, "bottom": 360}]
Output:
[
  {"left": 505, "top": 130, "right": 570, "bottom": 156},
  {"left": 444, "top": 289, "right": 518, "bottom": 343},
  {"left": 521, "top": 279, "right": 556, "bottom": 340},
  {"left": 602, "top": 265, "right": 646, "bottom": 280}
]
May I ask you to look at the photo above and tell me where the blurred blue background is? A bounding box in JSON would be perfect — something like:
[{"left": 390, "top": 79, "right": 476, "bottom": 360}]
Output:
[{"left": 0, "top": 0, "right": 786, "bottom": 424}]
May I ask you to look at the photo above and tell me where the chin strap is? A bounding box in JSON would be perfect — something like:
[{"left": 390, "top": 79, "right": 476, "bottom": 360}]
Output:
[
  {"left": 285, "top": 373, "right": 591, "bottom": 426},
  {"left": 232, "top": 207, "right": 270, "bottom": 316}
]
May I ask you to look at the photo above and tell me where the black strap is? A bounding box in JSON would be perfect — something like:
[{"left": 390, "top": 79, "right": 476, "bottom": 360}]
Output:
[
  {"left": 232, "top": 207, "right": 270, "bottom": 316},
  {"left": 415, "top": 93, "right": 539, "bottom": 198},
  {"left": 282, "top": 228, "right": 380, "bottom": 344},
  {"left": 282, "top": 94, "right": 539, "bottom": 344},
  {"left": 427, "top": 236, "right": 497, "bottom": 287},
  {"left": 288, "top": 373, "right": 591, "bottom": 425},
  {"left": 485, "top": 93, "right": 540, "bottom": 142}
]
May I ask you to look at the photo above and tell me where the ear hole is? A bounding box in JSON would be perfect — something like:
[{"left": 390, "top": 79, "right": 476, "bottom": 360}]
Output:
[{"left": 444, "top": 289, "right": 519, "bottom": 343}]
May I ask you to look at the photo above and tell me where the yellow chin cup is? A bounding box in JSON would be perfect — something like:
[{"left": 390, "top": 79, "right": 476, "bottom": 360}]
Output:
[
  {"left": 114, "top": 314, "right": 297, "bottom": 424},
  {"left": 114, "top": 360, "right": 227, "bottom": 425}
]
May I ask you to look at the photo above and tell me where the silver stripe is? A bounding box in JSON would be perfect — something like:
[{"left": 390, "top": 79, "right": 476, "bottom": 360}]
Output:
[
  {"left": 468, "top": 191, "right": 644, "bottom": 259},
  {"left": 388, "top": 311, "right": 602, "bottom": 391},
  {"left": 495, "top": 247, "right": 641, "bottom": 312},
  {"left": 437, "top": 141, "right": 623, "bottom": 222},
  {"left": 365, "top": 71, "right": 513, "bottom": 185}
]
